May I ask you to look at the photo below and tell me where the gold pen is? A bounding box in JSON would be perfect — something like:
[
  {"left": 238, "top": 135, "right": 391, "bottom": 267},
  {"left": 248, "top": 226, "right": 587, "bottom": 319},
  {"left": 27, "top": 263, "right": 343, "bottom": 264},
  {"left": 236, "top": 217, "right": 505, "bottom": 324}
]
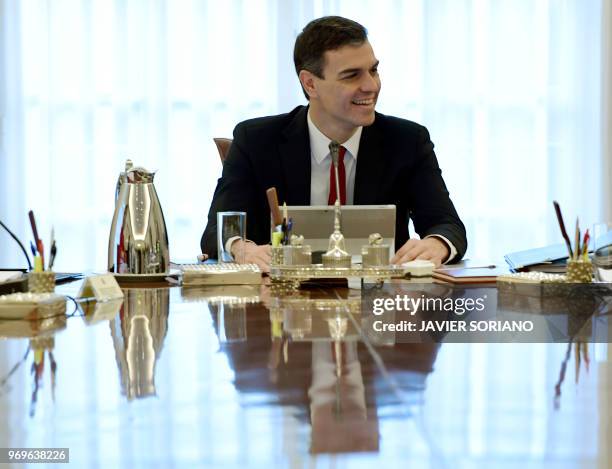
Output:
[{"left": 574, "top": 218, "right": 580, "bottom": 260}]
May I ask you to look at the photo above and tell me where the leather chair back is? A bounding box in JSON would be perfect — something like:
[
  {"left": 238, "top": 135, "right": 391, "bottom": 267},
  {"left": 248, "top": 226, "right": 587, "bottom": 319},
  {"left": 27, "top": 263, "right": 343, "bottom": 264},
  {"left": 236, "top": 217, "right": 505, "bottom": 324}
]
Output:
[{"left": 213, "top": 138, "right": 232, "bottom": 164}]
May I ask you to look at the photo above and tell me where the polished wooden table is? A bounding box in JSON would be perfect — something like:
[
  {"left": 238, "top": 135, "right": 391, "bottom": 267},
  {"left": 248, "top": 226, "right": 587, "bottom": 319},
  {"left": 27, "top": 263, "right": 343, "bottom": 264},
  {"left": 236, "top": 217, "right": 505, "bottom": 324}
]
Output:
[{"left": 0, "top": 278, "right": 610, "bottom": 468}]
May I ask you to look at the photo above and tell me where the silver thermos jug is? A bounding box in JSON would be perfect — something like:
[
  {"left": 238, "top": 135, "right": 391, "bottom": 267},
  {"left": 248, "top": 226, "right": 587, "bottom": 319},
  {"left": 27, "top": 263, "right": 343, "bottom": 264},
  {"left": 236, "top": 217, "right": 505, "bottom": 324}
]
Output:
[{"left": 108, "top": 160, "right": 170, "bottom": 274}]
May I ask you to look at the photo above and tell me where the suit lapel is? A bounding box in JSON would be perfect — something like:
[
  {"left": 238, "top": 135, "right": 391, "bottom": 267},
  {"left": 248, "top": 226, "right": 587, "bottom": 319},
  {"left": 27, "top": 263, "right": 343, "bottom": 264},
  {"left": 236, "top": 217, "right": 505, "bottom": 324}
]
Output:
[
  {"left": 354, "top": 117, "right": 385, "bottom": 204},
  {"left": 279, "top": 106, "right": 311, "bottom": 204}
]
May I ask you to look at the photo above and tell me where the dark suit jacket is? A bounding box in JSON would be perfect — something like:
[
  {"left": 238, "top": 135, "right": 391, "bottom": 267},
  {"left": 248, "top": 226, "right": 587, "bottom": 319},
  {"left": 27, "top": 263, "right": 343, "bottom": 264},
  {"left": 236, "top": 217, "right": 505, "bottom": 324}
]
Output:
[{"left": 201, "top": 105, "right": 467, "bottom": 261}]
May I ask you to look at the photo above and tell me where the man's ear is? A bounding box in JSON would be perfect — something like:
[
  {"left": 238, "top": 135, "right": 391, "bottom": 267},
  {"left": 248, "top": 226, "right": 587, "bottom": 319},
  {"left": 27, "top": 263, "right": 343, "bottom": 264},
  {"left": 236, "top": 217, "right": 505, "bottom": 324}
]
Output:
[{"left": 298, "top": 70, "right": 318, "bottom": 99}]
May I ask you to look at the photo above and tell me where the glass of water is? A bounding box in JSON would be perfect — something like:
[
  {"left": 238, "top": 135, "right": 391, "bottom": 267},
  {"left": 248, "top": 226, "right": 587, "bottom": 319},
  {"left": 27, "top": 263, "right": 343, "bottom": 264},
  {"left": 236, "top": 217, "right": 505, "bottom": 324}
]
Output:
[
  {"left": 593, "top": 222, "right": 612, "bottom": 282},
  {"left": 217, "top": 211, "right": 246, "bottom": 263}
]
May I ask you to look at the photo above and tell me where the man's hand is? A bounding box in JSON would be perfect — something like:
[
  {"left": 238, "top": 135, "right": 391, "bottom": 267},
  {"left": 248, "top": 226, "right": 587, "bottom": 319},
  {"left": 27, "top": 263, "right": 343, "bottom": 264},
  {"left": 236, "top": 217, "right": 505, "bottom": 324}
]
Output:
[
  {"left": 231, "top": 240, "right": 271, "bottom": 272},
  {"left": 390, "top": 237, "right": 450, "bottom": 268}
]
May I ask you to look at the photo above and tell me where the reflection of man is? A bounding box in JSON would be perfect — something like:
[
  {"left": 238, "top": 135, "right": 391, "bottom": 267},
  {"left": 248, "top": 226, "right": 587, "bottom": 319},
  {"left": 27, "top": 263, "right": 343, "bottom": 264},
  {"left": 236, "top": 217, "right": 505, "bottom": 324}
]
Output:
[
  {"left": 201, "top": 16, "right": 467, "bottom": 270},
  {"left": 309, "top": 341, "right": 379, "bottom": 453}
]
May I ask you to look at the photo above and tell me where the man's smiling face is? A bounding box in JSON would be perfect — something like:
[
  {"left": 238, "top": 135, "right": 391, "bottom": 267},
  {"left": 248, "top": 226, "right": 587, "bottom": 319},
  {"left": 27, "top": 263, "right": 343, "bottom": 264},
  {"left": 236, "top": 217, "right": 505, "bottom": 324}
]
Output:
[{"left": 304, "top": 41, "right": 381, "bottom": 141}]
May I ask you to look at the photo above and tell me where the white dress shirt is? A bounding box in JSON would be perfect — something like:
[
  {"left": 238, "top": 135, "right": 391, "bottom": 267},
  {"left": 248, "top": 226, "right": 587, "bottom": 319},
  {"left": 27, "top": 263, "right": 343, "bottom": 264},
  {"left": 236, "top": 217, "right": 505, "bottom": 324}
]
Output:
[{"left": 307, "top": 111, "right": 362, "bottom": 205}]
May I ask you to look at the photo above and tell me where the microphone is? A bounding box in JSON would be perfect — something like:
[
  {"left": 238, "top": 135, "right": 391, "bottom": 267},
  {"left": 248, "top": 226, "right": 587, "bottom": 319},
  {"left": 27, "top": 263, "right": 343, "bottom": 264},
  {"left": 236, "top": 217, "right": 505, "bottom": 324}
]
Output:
[
  {"left": 328, "top": 141, "right": 342, "bottom": 206},
  {"left": 0, "top": 219, "right": 33, "bottom": 271}
]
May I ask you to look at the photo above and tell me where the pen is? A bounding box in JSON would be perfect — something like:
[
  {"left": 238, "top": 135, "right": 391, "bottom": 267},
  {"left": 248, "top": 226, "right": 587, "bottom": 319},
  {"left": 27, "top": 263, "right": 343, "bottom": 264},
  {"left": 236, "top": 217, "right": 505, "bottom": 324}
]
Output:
[
  {"left": 37, "top": 240, "right": 45, "bottom": 270},
  {"left": 271, "top": 231, "right": 283, "bottom": 247},
  {"left": 30, "top": 241, "right": 37, "bottom": 258},
  {"left": 28, "top": 210, "right": 45, "bottom": 268},
  {"left": 48, "top": 227, "right": 56, "bottom": 270},
  {"left": 49, "top": 241, "right": 57, "bottom": 270},
  {"left": 282, "top": 202, "right": 289, "bottom": 245},
  {"left": 582, "top": 229, "right": 589, "bottom": 258},
  {"left": 34, "top": 255, "right": 43, "bottom": 272},
  {"left": 574, "top": 218, "right": 580, "bottom": 261},
  {"left": 28, "top": 210, "right": 40, "bottom": 246},
  {"left": 552, "top": 201, "right": 574, "bottom": 259}
]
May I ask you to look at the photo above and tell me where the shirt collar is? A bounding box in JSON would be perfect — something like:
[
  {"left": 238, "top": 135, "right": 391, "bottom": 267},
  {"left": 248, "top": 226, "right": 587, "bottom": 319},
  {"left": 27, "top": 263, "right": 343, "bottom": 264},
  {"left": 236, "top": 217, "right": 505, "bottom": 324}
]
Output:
[{"left": 307, "top": 108, "right": 362, "bottom": 164}]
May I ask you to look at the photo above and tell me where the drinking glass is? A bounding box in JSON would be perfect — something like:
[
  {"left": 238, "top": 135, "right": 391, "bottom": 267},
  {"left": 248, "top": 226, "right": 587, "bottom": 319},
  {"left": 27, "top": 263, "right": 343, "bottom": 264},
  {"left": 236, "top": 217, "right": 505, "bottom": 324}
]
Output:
[
  {"left": 217, "top": 211, "right": 246, "bottom": 263},
  {"left": 593, "top": 222, "right": 612, "bottom": 282}
]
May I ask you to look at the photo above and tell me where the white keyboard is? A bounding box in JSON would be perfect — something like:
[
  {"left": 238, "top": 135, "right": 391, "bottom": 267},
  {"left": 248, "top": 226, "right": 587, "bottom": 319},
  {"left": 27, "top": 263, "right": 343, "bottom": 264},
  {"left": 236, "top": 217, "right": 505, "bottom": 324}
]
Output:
[{"left": 181, "top": 263, "right": 262, "bottom": 286}]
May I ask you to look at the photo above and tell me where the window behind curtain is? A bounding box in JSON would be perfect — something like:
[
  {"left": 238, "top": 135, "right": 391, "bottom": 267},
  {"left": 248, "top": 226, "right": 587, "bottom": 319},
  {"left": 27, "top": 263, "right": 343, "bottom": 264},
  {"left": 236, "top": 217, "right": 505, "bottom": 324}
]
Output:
[{"left": 0, "top": 0, "right": 602, "bottom": 269}]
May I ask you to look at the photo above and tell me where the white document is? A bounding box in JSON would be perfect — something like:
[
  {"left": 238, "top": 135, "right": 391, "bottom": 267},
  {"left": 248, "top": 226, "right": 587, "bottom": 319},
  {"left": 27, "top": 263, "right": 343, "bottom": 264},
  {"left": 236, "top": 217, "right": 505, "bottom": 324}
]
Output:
[{"left": 0, "top": 271, "right": 24, "bottom": 283}]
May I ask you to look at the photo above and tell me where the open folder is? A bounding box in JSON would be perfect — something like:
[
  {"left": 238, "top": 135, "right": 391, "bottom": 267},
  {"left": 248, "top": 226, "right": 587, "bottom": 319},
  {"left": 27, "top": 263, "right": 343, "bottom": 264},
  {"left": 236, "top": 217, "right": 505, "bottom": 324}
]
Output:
[
  {"left": 504, "top": 243, "right": 569, "bottom": 272},
  {"left": 433, "top": 266, "right": 509, "bottom": 284}
]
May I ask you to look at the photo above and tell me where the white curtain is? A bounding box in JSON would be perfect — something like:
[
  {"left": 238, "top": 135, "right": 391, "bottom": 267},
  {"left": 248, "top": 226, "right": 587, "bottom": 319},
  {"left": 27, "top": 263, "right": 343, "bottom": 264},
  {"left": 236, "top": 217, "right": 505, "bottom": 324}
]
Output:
[
  {"left": 0, "top": 0, "right": 604, "bottom": 270},
  {"left": 603, "top": 0, "right": 612, "bottom": 222}
]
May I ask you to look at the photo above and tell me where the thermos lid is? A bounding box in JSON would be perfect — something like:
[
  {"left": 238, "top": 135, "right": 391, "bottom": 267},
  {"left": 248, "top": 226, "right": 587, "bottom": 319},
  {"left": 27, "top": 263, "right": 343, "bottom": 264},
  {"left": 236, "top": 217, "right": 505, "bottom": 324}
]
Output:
[{"left": 127, "top": 167, "right": 156, "bottom": 183}]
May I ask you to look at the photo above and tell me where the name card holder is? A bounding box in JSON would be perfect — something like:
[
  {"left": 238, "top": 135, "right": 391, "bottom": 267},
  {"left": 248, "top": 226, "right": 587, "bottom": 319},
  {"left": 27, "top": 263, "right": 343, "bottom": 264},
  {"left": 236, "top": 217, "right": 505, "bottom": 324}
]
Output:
[{"left": 77, "top": 274, "right": 124, "bottom": 323}]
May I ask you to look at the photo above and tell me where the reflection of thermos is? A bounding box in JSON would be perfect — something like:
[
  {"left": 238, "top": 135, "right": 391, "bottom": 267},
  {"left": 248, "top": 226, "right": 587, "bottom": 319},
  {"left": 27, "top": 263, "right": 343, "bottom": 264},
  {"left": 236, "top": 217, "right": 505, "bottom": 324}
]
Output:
[
  {"left": 108, "top": 160, "right": 169, "bottom": 274},
  {"left": 110, "top": 288, "right": 170, "bottom": 400},
  {"left": 126, "top": 315, "right": 156, "bottom": 398}
]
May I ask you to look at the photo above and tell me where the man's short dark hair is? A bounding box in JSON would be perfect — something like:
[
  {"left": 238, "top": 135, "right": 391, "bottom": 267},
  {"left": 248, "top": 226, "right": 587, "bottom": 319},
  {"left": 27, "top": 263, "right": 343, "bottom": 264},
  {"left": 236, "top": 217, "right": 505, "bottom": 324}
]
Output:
[{"left": 294, "top": 16, "right": 368, "bottom": 100}]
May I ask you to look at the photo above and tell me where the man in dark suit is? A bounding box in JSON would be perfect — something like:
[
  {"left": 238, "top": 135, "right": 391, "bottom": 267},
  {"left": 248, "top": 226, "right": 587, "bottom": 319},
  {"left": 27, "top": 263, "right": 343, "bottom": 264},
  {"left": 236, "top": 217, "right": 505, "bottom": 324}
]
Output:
[{"left": 201, "top": 16, "right": 466, "bottom": 270}]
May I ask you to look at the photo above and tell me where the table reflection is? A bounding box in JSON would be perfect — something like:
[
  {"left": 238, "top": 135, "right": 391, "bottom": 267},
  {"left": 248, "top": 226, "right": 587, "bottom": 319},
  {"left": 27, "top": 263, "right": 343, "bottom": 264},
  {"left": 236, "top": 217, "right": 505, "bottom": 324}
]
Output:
[
  {"left": 207, "top": 286, "right": 440, "bottom": 455},
  {"left": 109, "top": 287, "right": 169, "bottom": 400},
  {"left": 0, "top": 309, "right": 67, "bottom": 417},
  {"left": 0, "top": 278, "right": 610, "bottom": 467}
]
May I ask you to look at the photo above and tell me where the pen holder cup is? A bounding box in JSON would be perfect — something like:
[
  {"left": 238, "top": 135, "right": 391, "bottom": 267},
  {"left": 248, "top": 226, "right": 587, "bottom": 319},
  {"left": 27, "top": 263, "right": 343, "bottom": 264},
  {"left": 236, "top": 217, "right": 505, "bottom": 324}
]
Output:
[
  {"left": 565, "top": 259, "right": 593, "bottom": 283},
  {"left": 28, "top": 271, "right": 56, "bottom": 293}
]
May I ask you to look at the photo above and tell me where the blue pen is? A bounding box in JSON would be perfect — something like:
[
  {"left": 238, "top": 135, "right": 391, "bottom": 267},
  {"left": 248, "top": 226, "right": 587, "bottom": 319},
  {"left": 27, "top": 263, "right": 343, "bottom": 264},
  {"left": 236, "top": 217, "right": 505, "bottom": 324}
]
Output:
[
  {"left": 281, "top": 219, "right": 287, "bottom": 245},
  {"left": 30, "top": 241, "right": 37, "bottom": 257}
]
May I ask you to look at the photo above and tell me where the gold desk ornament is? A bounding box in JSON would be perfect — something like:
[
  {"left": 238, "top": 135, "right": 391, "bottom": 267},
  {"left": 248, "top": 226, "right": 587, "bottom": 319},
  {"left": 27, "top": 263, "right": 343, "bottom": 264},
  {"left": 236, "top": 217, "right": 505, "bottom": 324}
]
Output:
[
  {"left": 362, "top": 233, "right": 391, "bottom": 267},
  {"left": 282, "top": 234, "right": 312, "bottom": 266},
  {"left": 291, "top": 234, "right": 304, "bottom": 246},
  {"left": 268, "top": 202, "right": 414, "bottom": 286},
  {"left": 322, "top": 201, "right": 351, "bottom": 268}
]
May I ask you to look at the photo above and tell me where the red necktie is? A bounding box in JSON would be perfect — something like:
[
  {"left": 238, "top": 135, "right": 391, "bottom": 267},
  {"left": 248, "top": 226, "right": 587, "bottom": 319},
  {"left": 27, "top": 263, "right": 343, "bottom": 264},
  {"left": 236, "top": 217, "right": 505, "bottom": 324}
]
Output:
[{"left": 328, "top": 146, "right": 346, "bottom": 205}]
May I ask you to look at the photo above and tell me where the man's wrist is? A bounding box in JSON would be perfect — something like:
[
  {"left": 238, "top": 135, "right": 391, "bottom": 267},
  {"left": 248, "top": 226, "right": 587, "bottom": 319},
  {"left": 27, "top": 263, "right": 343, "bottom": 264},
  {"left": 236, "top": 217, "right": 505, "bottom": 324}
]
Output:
[
  {"left": 424, "top": 234, "right": 457, "bottom": 264},
  {"left": 228, "top": 237, "right": 257, "bottom": 259},
  {"left": 225, "top": 236, "right": 242, "bottom": 259}
]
